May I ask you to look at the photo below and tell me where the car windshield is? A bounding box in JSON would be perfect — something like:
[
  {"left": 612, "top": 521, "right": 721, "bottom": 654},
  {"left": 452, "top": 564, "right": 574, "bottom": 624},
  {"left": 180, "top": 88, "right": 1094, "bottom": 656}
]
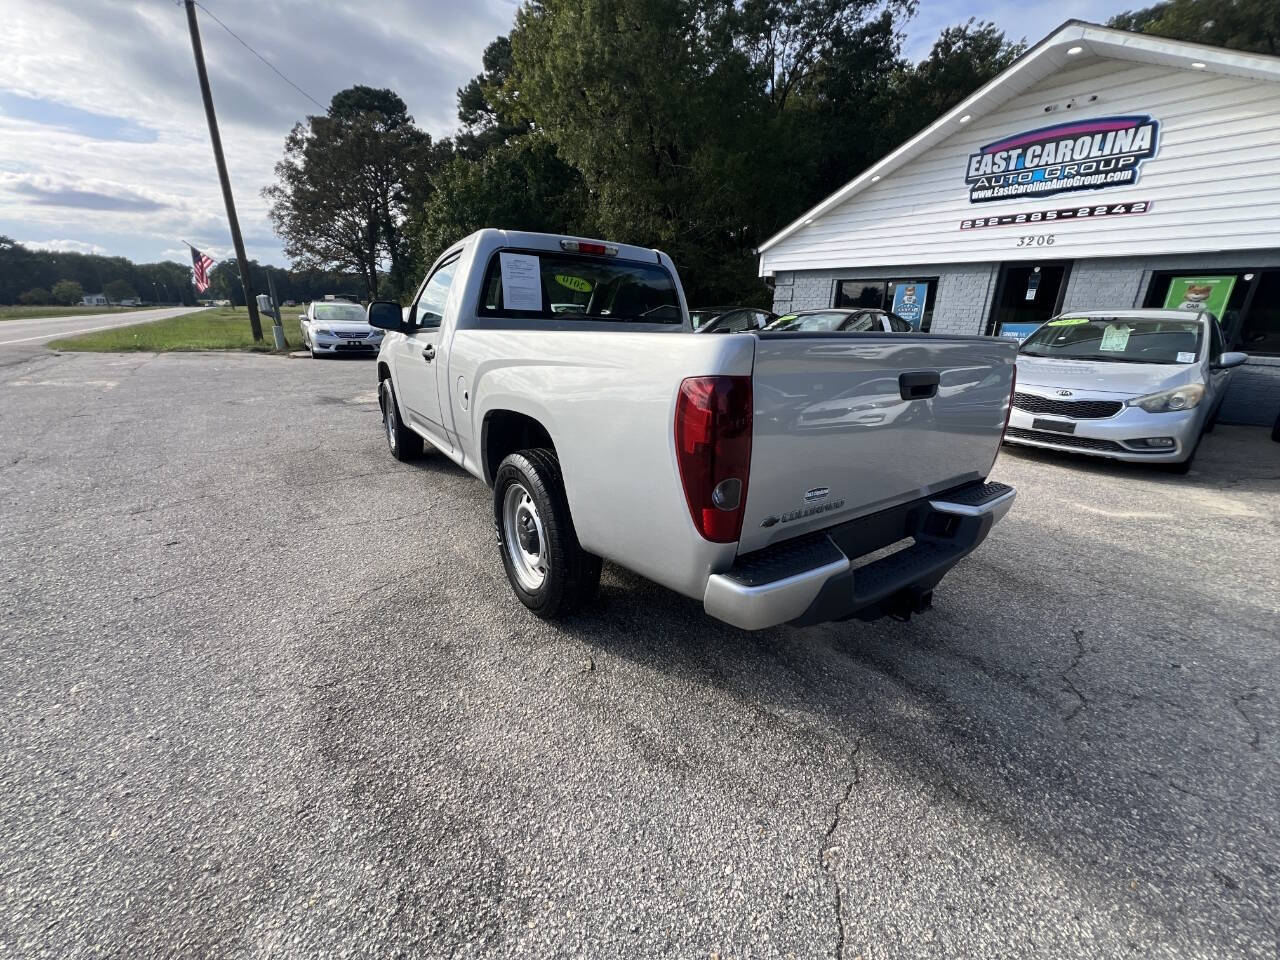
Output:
[
  {"left": 766, "top": 312, "right": 849, "bottom": 333},
  {"left": 1019, "top": 316, "right": 1203, "bottom": 364},
  {"left": 313, "top": 302, "right": 366, "bottom": 322},
  {"left": 689, "top": 310, "right": 719, "bottom": 329}
]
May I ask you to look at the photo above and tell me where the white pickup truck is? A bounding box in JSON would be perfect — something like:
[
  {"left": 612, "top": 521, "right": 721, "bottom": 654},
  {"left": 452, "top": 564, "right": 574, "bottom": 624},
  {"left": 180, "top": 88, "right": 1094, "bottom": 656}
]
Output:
[{"left": 367, "top": 229, "right": 1017, "bottom": 630}]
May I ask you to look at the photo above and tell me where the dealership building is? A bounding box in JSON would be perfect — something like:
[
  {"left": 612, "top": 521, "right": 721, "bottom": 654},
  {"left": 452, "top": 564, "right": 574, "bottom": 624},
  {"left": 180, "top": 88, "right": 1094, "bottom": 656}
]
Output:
[{"left": 757, "top": 21, "right": 1280, "bottom": 425}]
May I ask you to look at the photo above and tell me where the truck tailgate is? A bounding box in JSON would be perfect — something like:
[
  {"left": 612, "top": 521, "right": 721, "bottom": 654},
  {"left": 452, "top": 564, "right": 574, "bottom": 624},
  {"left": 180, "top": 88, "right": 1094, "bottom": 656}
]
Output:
[{"left": 738, "top": 333, "right": 1017, "bottom": 554}]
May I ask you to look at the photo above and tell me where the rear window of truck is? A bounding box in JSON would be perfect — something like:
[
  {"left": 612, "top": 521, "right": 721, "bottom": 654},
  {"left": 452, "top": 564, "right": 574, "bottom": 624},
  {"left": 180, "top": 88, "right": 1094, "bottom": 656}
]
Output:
[{"left": 479, "top": 250, "right": 682, "bottom": 324}]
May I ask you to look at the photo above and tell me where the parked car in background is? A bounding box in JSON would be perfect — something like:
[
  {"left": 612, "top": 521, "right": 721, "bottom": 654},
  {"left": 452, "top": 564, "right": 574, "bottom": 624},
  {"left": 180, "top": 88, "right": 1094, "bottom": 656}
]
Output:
[
  {"left": 690, "top": 306, "right": 778, "bottom": 333},
  {"left": 366, "top": 228, "right": 1018, "bottom": 629},
  {"left": 298, "top": 299, "right": 383, "bottom": 358},
  {"left": 765, "top": 308, "right": 918, "bottom": 333},
  {"left": 1007, "top": 309, "right": 1247, "bottom": 472}
]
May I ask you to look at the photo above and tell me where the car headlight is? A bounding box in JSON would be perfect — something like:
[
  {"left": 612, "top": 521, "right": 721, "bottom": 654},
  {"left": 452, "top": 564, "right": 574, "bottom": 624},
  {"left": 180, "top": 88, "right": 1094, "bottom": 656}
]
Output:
[
  {"left": 315, "top": 328, "right": 333, "bottom": 337},
  {"left": 1127, "top": 383, "right": 1205, "bottom": 413}
]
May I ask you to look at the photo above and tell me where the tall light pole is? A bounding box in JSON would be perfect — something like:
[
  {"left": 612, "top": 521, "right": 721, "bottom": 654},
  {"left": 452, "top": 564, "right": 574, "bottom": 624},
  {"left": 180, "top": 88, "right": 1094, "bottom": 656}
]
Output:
[{"left": 183, "top": 0, "right": 262, "bottom": 341}]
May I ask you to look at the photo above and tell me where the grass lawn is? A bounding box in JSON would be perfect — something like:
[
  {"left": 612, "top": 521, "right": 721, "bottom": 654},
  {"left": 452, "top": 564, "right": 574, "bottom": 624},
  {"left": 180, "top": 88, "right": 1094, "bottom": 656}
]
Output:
[
  {"left": 49, "top": 307, "right": 288, "bottom": 353},
  {"left": 0, "top": 304, "right": 165, "bottom": 321}
]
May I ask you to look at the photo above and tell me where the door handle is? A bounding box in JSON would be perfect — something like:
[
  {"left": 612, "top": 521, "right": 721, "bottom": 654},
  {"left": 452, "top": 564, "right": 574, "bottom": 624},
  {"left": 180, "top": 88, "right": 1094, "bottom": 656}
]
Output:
[
  {"left": 421, "top": 345, "right": 435, "bottom": 362},
  {"left": 899, "top": 370, "right": 939, "bottom": 401}
]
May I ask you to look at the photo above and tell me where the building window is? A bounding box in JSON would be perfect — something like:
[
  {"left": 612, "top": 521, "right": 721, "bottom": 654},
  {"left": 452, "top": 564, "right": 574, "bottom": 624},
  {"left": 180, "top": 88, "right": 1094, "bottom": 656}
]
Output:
[
  {"left": 834, "top": 277, "right": 938, "bottom": 331},
  {"left": 1144, "top": 269, "right": 1279, "bottom": 356}
]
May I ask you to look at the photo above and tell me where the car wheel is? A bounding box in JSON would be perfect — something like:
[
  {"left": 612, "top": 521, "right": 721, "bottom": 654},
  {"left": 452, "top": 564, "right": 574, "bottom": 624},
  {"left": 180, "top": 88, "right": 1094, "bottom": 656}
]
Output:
[
  {"left": 381, "top": 379, "right": 423, "bottom": 461},
  {"left": 493, "top": 448, "right": 602, "bottom": 619}
]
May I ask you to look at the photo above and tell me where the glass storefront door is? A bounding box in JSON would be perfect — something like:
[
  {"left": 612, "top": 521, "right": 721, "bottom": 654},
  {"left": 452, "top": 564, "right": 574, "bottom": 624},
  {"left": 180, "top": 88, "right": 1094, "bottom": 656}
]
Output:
[{"left": 987, "top": 262, "right": 1072, "bottom": 341}]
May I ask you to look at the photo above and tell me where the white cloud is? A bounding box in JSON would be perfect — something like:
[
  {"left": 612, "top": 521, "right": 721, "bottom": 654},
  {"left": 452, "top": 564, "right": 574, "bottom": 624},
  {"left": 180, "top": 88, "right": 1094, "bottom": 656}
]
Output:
[
  {"left": 0, "top": 0, "right": 515, "bottom": 265},
  {"left": 19, "top": 238, "right": 108, "bottom": 255}
]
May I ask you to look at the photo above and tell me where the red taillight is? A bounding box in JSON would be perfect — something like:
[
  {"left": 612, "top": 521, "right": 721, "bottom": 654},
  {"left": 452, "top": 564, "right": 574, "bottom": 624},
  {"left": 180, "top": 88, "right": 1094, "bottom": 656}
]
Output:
[{"left": 674, "top": 376, "right": 753, "bottom": 543}]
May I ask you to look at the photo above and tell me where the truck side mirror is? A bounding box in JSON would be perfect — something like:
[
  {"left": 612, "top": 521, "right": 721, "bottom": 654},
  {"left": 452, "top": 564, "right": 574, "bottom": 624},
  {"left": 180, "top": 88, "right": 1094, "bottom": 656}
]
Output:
[{"left": 367, "top": 300, "right": 404, "bottom": 331}]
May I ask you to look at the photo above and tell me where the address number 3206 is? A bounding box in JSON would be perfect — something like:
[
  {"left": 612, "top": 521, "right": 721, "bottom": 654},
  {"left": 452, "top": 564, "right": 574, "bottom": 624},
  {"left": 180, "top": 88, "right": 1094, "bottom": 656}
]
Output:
[{"left": 1015, "top": 234, "right": 1055, "bottom": 247}]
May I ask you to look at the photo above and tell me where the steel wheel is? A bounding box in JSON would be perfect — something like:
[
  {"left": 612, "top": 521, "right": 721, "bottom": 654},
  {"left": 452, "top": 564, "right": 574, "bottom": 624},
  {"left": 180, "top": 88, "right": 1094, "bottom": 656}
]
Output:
[
  {"left": 502, "top": 481, "right": 548, "bottom": 591},
  {"left": 383, "top": 381, "right": 397, "bottom": 452}
]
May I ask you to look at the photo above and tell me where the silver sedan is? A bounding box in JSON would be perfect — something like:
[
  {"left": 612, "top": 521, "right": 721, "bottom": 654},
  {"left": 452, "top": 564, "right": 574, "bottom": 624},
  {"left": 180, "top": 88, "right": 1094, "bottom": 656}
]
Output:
[{"left": 1006, "top": 309, "right": 1247, "bottom": 472}]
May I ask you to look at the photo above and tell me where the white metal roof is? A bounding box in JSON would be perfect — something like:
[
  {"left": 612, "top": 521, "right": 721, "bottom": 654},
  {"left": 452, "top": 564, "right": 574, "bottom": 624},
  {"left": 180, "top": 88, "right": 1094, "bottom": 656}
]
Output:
[{"left": 756, "top": 20, "right": 1280, "bottom": 256}]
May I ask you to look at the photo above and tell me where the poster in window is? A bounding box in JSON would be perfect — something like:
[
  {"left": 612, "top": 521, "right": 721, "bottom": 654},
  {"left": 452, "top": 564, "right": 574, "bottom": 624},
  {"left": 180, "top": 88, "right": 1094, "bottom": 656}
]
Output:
[
  {"left": 891, "top": 282, "right": 928, "bottom": 329},
  {"left": 1163, "top": 275, "right": 1235, "bottom": 321}
]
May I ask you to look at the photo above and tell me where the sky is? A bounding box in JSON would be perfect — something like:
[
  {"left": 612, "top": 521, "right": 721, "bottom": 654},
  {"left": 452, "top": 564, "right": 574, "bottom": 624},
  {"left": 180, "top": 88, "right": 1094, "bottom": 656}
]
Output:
[{"left": 0, "top": 0, "right": 1138, "bottom": 269}]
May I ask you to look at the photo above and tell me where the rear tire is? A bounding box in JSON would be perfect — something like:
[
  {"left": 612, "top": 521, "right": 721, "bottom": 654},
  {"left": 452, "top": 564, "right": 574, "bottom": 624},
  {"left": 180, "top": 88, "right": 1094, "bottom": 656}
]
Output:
[
  {"left": 381, "top": 379, "right": 423, "bottom": 461},
  {"left": 493, "top": 448, "right": 601, "bottom": 619}
]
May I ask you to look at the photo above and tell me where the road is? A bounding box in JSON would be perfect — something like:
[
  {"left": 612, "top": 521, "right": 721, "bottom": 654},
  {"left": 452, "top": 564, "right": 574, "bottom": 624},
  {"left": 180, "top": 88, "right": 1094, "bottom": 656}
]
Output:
[
  {"left": 2, "top": 349, "right": 1277, "bottom": 959},
  {"left": 0, "top": 306, "right": 205, "bottom": 358}
]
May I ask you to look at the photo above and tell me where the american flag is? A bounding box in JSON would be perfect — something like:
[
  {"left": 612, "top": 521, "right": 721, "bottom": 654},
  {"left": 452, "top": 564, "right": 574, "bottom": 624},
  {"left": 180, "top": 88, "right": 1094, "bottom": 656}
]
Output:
[{"left": 189, "top": 244, "right": 215, "bottom": 293}]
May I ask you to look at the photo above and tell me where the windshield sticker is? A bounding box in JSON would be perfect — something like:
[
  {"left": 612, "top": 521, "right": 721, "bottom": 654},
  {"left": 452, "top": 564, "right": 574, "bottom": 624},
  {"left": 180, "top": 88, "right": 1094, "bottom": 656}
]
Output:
[
  {"left": 554, "top": 274, "right": 593, "bottom": 293},
  {"left": 1047, "top": 316, "right": 1089, "bottom": 326},
  {"left": 1099, "top": 324, "right": 1131, "bottom": 351},
  {"left": 499, "top": 253, "right": 542, "bottom": 311},
  {"left": 1176, "top": 351, "right": 1196, "bottom": 363}
]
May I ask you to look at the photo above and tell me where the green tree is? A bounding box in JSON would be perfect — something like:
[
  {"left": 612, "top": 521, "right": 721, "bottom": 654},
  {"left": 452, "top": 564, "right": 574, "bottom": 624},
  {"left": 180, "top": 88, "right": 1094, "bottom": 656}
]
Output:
[
  {"left": 419, "top": 135, "right": 583, "bottom": 270},
  {"left": 1110, "top": 0, "right": 1280, "bottom": 56},
  {"left": 265, "top": 86, "right": 445, "bottom": 299},
  {"left": 104, "top": 279, "right": 135, "bottom": 303},
  {"left": 455, "top": 36, "right": 528, "bottom": 160},
  {"left": 506, "top": 0, "right": 916, "bottom": 303},
  {"left": 19, "top": 287, "right": 51, "bottom": 305},
  {"left": 52, "top": 279, "right": 84, "bottom": 304},
  {"left": 865, "top": 19, "right": 1024, "bottom": 163}
]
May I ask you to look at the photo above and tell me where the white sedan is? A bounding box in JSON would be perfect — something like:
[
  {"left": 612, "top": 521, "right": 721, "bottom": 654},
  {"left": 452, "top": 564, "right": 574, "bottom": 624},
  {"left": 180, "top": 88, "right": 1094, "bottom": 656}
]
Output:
[{"left": 298, "top": 300, "right": 383, "bottom": 358}]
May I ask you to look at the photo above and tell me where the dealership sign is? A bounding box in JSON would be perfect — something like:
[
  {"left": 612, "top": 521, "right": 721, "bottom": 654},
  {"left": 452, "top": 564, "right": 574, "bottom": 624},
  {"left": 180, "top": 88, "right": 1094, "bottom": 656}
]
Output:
[{"left": 965, "top": 115, "right": 1160, "bottom": 203}]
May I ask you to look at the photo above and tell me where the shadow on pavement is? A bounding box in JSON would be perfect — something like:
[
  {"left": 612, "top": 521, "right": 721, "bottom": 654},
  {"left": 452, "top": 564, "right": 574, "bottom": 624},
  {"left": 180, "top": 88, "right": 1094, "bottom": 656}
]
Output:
[{"left": 548, "top": 488, "right": 1275, "bottom": 952}]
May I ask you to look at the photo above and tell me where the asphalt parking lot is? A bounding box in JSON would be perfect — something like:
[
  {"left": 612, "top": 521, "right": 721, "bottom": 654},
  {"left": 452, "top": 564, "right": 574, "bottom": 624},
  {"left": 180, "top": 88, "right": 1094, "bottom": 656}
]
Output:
[{"left": 2, "top": 349, "right": 1277, "bottom": 959}]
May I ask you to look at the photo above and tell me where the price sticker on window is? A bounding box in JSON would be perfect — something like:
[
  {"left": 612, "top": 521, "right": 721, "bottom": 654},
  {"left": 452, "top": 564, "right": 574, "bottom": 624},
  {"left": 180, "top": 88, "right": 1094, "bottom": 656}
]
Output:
[{"left": 1100, "top": 324, "right": 1131, "bottom": 351}]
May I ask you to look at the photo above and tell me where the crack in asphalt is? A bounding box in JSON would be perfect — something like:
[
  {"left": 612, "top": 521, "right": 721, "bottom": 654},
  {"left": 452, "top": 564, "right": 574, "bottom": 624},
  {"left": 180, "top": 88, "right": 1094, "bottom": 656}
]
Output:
[
  {"left": 1062, "top": 628, "right": 1089, "bottom": 722},
  {"left": 310, "top": 511, "right": 432, "bottom": 532},
  {"left": 820, "top": 733, "right": 870, "bottom": 960},
  {"left": 1232, "top": 687, "right": 1262, "bottom": 751},
  {"left": 1139, "top": 768, "right": 1215, "bottom": 802},
  {"left": 347, "top": 570, "right": 420, "bottom": 607}
]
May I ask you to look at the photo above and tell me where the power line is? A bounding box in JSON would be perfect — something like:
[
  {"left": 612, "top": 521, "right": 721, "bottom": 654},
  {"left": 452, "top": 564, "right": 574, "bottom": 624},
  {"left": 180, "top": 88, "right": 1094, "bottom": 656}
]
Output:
[{"left": 190, "top": 1, "right": 326, "bottom": 111}]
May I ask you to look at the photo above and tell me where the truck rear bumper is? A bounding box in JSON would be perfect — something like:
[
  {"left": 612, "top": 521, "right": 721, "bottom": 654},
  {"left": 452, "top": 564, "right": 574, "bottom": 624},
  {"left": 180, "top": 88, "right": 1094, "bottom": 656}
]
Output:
[{"left": 703, "top": 481, "right": 1014, "bottom": 630}]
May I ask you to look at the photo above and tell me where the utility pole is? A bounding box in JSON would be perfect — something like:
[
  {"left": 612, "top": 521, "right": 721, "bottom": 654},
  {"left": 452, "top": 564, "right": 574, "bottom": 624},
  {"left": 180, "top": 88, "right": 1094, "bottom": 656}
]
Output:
[
  {"left": 265, "top": 269, "right": 288, "bottom": 349},
  {"left": 183, "top": 0, "right": 262, "bottom": 342}
]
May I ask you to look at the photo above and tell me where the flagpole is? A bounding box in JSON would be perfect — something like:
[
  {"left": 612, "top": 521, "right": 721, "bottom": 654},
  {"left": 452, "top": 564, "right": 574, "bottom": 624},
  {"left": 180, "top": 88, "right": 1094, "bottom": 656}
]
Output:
[{"left": 183, "top": 0, "right": 263, "bottom": 342}]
